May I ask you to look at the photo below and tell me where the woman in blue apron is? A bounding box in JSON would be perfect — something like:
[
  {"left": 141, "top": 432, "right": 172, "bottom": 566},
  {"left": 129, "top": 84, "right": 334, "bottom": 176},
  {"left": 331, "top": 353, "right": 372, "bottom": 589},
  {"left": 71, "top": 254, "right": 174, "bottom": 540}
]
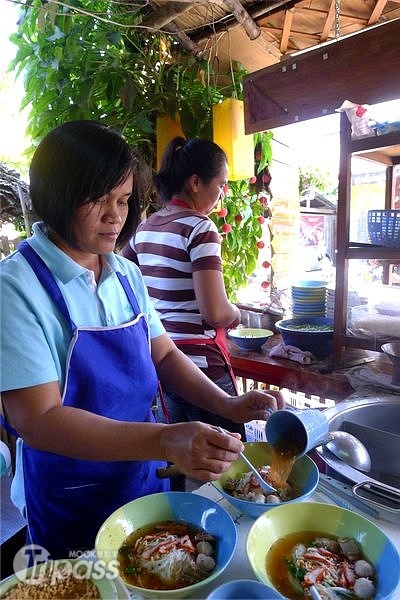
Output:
[{"left": 0, "top": 121, "right": 285, "bottom": 559}]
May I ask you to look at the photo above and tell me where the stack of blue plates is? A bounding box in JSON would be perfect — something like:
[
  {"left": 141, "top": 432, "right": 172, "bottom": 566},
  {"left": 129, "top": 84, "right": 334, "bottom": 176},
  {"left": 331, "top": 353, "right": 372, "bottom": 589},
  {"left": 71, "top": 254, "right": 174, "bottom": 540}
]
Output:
[
  {"left": 326, "top": 286, "right": 335, "bottom": 319},
  {"left": 291, "top": 280, "right": 327, "bottom": 318}
]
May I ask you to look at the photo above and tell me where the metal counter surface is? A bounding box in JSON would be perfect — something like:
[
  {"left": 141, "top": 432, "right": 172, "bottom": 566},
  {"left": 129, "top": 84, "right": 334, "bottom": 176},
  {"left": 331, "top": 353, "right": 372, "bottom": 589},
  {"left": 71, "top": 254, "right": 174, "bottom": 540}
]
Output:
[
  {"left": 191, "top": 483, "right": 400, "bottom": 600},
  {"left": 126, "top": 481, "right": 400, "bottom": 599}
]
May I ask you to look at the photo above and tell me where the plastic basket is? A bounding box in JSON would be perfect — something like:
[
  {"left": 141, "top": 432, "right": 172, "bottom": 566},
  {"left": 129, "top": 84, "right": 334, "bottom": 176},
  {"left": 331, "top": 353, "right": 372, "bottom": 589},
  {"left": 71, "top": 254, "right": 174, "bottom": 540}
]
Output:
[
  {"left": 244, "top": 420, "right": 266, "bottom": 442},
  {"left": 367, "top": 210, "right": 400, "bottom": 248}
]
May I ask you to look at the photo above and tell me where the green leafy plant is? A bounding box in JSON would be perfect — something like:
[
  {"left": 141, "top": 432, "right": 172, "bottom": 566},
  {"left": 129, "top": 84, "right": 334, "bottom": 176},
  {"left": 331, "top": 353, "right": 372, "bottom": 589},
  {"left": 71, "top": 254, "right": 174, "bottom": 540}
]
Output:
[
  {"left": 299, "top": 166, "right": 330, "bottom": 195},
  {"left": 9, "top": 2, "right": 273, "bottom": 297},
  {"left": 9, "top": 2, "right": 233, "bottom": 161},
  {"left": 210, "top": 132, "right": 273, "bottom": 301},
  {"left": 210, "top": 180, "right": 265, "bottom": 301}
]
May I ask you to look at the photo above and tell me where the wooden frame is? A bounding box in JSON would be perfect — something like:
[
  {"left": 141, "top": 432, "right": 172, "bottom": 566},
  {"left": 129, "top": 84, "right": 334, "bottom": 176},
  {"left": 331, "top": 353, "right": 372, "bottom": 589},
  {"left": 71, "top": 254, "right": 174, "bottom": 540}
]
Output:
[{"left": 243, "top": 18, "right": 400, "bottom": 133}]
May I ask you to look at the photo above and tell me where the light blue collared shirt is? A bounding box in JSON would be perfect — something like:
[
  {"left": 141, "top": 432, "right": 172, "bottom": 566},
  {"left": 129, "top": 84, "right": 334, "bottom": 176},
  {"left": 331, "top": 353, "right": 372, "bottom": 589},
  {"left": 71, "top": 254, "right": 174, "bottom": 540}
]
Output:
[{"left": 0, "top": 222, "right": 165, "bottom": 392}]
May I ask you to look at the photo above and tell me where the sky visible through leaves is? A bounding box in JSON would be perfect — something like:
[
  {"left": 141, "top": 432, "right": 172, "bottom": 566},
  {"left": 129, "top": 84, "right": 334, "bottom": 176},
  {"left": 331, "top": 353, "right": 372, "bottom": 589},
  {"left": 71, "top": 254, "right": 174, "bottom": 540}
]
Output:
[{"left": 0, "top": 0, "right": 29, "bottom": 174}]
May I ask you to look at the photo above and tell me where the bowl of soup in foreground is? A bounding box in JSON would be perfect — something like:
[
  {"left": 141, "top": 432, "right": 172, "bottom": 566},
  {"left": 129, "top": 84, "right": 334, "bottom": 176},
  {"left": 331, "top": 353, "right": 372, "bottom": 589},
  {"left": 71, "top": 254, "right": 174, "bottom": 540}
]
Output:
[
  {"left": 212, "top": 441, "right": 319, "bottom": 519},
  {"left": 95, "top": 491, "right": 237, "bottom": 599},
  {"left": 246, "top": 501, "right": 400, "bottom": 600}
]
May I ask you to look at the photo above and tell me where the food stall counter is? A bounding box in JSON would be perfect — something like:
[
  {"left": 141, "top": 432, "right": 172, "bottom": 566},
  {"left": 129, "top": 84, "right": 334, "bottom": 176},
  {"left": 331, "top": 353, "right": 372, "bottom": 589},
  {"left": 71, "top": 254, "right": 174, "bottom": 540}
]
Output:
[
  {"left": 229, "top": 335, "right": 393, "bottom": 402},
  {"left": 193, "top": 482, "right": 400, "bottom": 600}
]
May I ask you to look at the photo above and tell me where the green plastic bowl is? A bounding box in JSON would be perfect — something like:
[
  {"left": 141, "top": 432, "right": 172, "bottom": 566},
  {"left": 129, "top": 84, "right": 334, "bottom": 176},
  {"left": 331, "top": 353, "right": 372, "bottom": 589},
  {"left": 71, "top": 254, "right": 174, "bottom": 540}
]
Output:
[
  {"left": 95, "top": 491, "right": 237, "bottom": 599},
  {"left": 212, "top": 442, "right": 319, "bottom": 519},
  {"left": 0, "top": 559, "right": 122, "bottom": 599},
  {"left": 247, "top": 502, "right": 400, "bottom": 600},
  {"left": 228, "top": 328, "right": 274, "bottom": 351}
]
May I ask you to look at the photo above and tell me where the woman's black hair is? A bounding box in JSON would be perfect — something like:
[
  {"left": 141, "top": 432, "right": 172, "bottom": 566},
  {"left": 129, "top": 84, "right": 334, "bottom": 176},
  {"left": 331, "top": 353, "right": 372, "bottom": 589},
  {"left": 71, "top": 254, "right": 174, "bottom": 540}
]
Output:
[
  {"left": 154, "top": 137, "right": 227, "bottom": 204},
  {"left": 29, "top": 120, "right": 142, "bottom": 248}
]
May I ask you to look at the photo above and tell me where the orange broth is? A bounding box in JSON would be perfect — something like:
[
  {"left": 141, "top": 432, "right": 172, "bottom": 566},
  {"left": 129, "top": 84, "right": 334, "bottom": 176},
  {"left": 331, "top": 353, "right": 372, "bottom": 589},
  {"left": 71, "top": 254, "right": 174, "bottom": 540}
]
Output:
[
  {"left": 117, "top": 520, "right": 214, "bottom": 590},
  {"left": 269, "top": 445, "right": 297, "bottom": 490},
  {"left": 266, "top": 530, "right": 329, "bottom": 599}
]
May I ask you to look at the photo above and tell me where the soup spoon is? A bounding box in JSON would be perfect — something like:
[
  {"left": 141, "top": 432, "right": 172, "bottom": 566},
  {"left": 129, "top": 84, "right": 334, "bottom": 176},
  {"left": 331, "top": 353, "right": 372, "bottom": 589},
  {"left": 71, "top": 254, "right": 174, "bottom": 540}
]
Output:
[
  {"left": 310, "top": 585, "right": 352, "bottom": 599},
  {"left": 238, "top": 451, "right": 277, "bottom": 494},
  {"left": 217, "top": 427, "right": 277, "bottom": 494},
  {"left": 310, "top": 585, "right": 323, "bottom": 600}
]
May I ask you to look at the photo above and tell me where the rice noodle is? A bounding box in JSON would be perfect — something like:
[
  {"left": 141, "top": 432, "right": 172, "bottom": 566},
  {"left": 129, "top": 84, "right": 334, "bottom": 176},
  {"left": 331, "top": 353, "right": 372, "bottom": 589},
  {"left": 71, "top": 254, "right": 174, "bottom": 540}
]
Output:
[{"left": 117, "top": 520, "right": 216, "bottom": 590}]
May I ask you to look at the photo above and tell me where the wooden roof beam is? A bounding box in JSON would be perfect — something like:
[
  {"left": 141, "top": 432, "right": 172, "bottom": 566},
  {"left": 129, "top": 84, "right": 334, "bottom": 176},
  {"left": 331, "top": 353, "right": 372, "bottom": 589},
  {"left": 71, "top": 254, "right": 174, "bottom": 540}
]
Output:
[
  {"left": 294, "top": 6, "right": 366, "bottom": 23},
  {"left": 280, "top": 8, "right": 294, "bottom": 53},
  {"left": 141, "top": 2, "right": 193, "bottom": 29},
  {"left": 145, "top": 1, "right": 204, "bottom": 59},
  {"left": 261, "top": 26, "right": 329, "bottom": 42},
  {"left": 193, "top": 0, "right": 300, "bottom": 44},
  {"left": 223, "top": 0, "right": 261, "bottom": 40},
  {"left": 164, "top": 21, "right": 205, "bottom": 58},
  {"left": 320, "top": 0, "right": 336, "bottom": 42},
  {"left": 368, "top": 0, "right": 388, "bottom": 25}
]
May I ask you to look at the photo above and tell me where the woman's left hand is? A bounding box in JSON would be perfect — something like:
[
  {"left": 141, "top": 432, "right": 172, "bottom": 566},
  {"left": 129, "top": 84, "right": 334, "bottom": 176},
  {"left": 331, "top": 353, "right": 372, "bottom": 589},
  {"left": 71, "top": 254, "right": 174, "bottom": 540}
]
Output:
[{"left": 224, "top": 389, "right": 286, "bottom": 423}]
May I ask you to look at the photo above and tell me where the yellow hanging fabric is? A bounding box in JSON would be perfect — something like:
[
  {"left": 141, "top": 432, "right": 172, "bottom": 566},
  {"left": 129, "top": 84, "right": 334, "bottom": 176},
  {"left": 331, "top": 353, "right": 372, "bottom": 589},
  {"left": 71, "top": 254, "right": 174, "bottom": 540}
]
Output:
[
  {"left": 156, "top": 114, "right": 185, "bottom": 170},
  {"left": 212, "top": 98, "right": 254, "bottom": 181}
]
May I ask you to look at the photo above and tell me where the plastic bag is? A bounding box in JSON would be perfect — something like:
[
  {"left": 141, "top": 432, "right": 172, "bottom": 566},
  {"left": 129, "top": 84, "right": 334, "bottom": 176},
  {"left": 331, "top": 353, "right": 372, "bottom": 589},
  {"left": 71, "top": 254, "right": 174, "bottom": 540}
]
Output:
[{"left": 336, "top": 100, "right": 375, "bottom": 136}]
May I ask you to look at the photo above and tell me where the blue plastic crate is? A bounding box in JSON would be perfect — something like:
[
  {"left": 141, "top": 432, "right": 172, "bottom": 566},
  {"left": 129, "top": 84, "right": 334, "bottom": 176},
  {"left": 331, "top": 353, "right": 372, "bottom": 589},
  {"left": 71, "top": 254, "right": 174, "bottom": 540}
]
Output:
[{"left": 367, "top": 210, "right": 400, "bottom": 248}]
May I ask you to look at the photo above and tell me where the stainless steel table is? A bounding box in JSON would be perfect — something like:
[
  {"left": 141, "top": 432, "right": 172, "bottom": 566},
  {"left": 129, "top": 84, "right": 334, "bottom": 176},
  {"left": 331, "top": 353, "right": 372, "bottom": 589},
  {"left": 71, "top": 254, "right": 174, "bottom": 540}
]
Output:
[{"left": 190, "top": 482, "right": 400, "bottom": 600}]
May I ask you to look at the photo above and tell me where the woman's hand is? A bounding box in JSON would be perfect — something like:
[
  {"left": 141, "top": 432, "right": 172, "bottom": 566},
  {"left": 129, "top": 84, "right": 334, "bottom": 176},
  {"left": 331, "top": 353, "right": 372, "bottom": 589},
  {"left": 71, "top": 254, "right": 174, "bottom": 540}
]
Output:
[
  {"left": 220, "top": 388, "right": 286, "bottom": 424},
  {"left": 159, "top": 422, "right": 244, "bottom": 482}
]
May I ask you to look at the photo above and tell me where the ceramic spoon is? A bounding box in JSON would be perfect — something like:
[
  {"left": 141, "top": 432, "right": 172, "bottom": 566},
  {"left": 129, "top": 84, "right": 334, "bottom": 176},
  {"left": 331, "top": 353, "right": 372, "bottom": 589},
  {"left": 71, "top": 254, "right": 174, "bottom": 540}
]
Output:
[
  {"left": 238, "top": 451, "right": 277, "bottom": 494},
  {"left": 217, "top": 427, "right": 277, "bottom": 494}
]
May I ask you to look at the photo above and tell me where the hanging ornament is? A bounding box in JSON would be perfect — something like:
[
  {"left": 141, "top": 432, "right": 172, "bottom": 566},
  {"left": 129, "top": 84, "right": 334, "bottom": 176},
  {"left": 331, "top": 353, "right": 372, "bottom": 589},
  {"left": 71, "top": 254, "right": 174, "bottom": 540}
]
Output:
[
  {"left": 212, "top": 98, "right": 254, "bottom": 181},
  {"left": 156, "top": 114, "right": 184, "bottom": 170}
]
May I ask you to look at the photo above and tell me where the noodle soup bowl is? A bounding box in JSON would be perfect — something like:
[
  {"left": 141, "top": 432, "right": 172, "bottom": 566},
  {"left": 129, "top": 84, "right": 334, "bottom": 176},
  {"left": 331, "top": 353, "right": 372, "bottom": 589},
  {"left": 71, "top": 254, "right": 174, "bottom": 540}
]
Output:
[
  {"left": 246, "top": 502, "right": 400, "bottom": 600},
  {"left": 95, "top": 491, "right": 238, "bottom": 599},
  {"left": 212, "top": 441, "right": 319, "bottom": 519}
]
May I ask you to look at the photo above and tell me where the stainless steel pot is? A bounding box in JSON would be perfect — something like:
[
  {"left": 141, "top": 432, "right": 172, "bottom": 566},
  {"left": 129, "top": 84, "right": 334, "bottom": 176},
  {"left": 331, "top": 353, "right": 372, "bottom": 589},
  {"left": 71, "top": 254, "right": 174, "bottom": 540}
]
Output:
[
  {"left": 238, "top": 305, "right": 284, "bottom": 333},
  {"left": 317, "top": 393, "right": 400, "bottom": 521}
]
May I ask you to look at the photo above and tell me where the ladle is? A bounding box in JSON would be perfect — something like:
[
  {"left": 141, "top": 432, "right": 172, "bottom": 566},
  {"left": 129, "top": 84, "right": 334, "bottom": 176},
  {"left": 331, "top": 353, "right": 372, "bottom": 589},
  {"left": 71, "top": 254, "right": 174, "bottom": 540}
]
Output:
[
  {"left": 267, "top": 406, "right": 372, "bottom": 472},
  {"left": 217, "top": 427, "right": 277, "bottom": 494},
  {"left": 322, "top": 430, "right": 371, "bottom": 472}
]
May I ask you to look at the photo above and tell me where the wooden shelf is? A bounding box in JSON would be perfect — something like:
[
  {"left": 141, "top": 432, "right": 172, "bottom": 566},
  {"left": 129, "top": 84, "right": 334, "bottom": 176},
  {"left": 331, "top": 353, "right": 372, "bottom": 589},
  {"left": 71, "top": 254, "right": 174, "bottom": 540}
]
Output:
[
  {"left": 336, "top": 333, "right": 397, "bottom": 352},
  {"left": 351, "top": 130, "right": 400, "bottom": 162},
  {"left": 346, "top": 246, "right": 400, "bottom": 260},
  {"left": 333, "top": 114, "right": 400, "bottom": 355}
]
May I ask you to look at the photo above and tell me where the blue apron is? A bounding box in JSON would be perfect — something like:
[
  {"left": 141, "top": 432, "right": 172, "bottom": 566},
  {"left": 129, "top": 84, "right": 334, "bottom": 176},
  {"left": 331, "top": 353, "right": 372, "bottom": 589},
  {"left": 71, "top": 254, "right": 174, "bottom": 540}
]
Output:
[{"left": 17, "top": 241, "right": 169, "bottom": 558}]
